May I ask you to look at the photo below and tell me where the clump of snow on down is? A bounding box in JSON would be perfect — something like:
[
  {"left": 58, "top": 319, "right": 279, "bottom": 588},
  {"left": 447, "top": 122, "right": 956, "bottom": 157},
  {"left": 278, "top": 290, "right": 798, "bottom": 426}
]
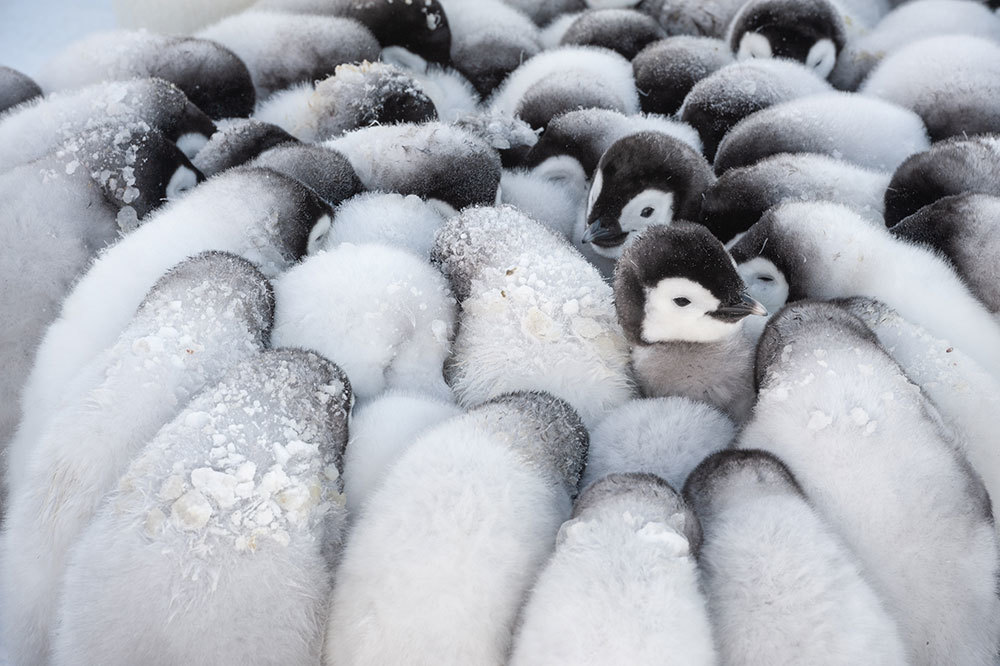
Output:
[
  {"left": 831, "top": 0, "right": 1000, "bottom": 90},
  {"left": 51, "top": 349, "right": 351, "bottom": 665},
  {"left": 715, "top": 91, "right": 931, "bottom": 173},
  {"left": 9, "top": 167, "right": 328, "bottom": 487},
  {"left": 860, "top": 35, "right": 1000, "bottom": 141},
  {"left": 271, "top": 242, "right": 457, "bottom": 403},
  {"left": 192, "top": 117, "right": 295, "bottom": 177},
  {"left": 326, "top": 121, "right": 501, "bottom": 209},
  {"left": 197, "top": 11, "right": 380, "bottom": 99},
  {"left": 323, "top": 192, "right": 448, "bottom": 259},
  {"left": 487, "top": 46, "right": 640, "bottom": 120},
  {"left": 325, "top": 393, "right": 587, "bottom": 665},
  {"left": 0, "top": 252, "right": 272, "bottom": 666},
  {"left": 432, "top": 205, "right": 633, "bottom": 428},
  {"left": 255, "top": 61, "right": 435, "bottom": 142},
  {"left": 341, "top": 390, "right": 462, "bottom": 513},
  {"left": 0, "top": 78, "right": 192, "bottom": 172},
  {"left": 581, "top": 396, "right": 736, "bottom": 490}
]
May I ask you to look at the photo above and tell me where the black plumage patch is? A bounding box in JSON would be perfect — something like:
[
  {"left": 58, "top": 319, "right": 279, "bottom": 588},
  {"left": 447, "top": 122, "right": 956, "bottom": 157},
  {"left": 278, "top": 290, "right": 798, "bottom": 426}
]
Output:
[{"left": 729, "top": 0, "right": 846, "bottom": 62}]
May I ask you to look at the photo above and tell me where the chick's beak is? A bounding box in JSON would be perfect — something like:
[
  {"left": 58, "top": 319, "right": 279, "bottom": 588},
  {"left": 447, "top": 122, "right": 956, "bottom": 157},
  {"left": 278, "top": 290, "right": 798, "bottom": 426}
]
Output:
[
  {"left": 581, "top": 219, "right": 629, "bottom": 247},
  {"left": 713, "top": 293, "right": 769, "bottom": 321}
]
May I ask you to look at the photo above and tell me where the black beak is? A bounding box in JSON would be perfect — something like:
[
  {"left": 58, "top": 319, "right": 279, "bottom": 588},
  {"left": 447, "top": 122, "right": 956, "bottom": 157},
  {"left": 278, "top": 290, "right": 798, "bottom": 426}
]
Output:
[
  {"left": 711, "top": 293, "right": 769, "bottom": 322},
  {"left": 581, "top": 219, "right": 629, "bottom": 248}
]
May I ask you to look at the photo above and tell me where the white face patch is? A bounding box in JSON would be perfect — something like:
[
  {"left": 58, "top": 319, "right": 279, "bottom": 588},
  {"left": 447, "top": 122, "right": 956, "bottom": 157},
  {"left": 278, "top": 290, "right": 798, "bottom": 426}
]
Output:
[
  {"left": 307, "top": 214, "right": 333, "bottom": 254},
  {"left": 176, "top": 132, "right": 209, "bottom": 159},
  {"left": 619, "top": 189, "right": 674, "bottom": 234},
  {"left": 642, "top": 277, "right": 742, "bottom": 343},
  {"left": 805, "top": 38, "right": 837, "bottom": 78},
  {"left": 586, "top": 167, "right": 604, "bottom": 217},
  {"left": 166, "top": 166, "right": 199, "bottom": 200},
  {"left": 738, "top": 32, "right": 773, "bottom": 61},
  {"left": 737, "top": 257, "right": 789, "bottom": 316}
]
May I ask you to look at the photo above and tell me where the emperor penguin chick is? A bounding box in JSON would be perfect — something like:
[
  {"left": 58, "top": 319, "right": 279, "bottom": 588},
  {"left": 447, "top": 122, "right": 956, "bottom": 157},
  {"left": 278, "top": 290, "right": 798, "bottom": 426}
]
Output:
[
  {"left": 509, "top": 473, "right": 716, "bottom": 666},
  {"left": 631, "top": 36, "right": 733, "bottom": 117},
  {"left": 192, "top": 118, "right": 298, "bottom": 177},
  {"left": 1, "top": 253, "right": 273, "bottom": 666},
  {"left": 730, "top": 200, "right": 1000, "bottom": 381},
  {"left": 614, "top": 223, "right": 768, "bottom": 423},
  {"left": 0, "top": 65, "right": 42, "bottom": 115},
  {"left": 8, "top": 167, "right": 332, "bottom": 491},
  {"left": 249, "top": 143, "right": 362, "bottom": 208},
  {"left": 581, "top": 396, "right": 735, "bottom": 490},
  {"left": 683, "top": 450, "right": 909, "bottom": 666},
  {"left": 324, "top": 392, "right": 589, "bottom": 666},
  {"left": 321, "top": 192, "right": 448, "bottom": 259},
  {"left": 52, "top": 349, "right": 353, "bottom": 666},
  {"left": 740, "top": 301, "right": 1000, "bottom": 666},
  {"left": 432, "top": 205, "right": 633, "bottom": 428},
  {"left": 271, "top": 243, "right": 457, "bottom": 402}
]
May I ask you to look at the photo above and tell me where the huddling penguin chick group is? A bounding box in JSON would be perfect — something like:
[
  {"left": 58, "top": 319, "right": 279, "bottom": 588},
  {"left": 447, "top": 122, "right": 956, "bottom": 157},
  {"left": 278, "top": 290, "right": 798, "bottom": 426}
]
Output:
[{"left": 2, "top": 0, "right": 1000, "bottom": 664}]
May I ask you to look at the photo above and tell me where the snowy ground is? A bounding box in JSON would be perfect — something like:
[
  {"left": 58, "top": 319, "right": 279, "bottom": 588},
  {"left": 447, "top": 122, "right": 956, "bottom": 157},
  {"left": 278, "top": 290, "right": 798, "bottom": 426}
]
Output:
[{"left": 0, "top": 0, "right": 116, "bottom": 77}]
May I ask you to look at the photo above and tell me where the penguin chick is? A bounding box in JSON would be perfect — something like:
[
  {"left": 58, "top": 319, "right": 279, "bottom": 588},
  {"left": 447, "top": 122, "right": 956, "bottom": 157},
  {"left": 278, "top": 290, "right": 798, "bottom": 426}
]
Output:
[
  {"left": 683, "top": 449, "right": 910, "bottom": 666},
  {"left": 510, "top": 473, "right": 716, "bottom": 666},
  {"left": 713, "top": 91, "right": 930, "bottom": 174},
  {"left": 861, "top": 35, "right": 1000, "bottom": 141},
  {"left": 700, "top": 153, "right": 890, "bottom": 243},
  {"left": 52, "top": 349, "right": 352, "bottom": 666},
  {"left": 889, "top": 193, "right": 1000, "bottom": 315},
  {"left": 326, "top": 121, "right": 502, "bottom": 210},
  {"left": 632, "top": 36, "right": 733, "bottom": 117},
  {"left": 559, "top": 9, "right": 665, "bottom": 59},
  {"left": 0, "top": 252, "right": 272, "bottom": 666},
  {"left": 433, "top": 205, "right": 633, "bottom": 428},
  {"left": 272, "top": 243, "right": 456, "bottom": 402},
  {"left": 500, "top": 161, "right": 589, "bottom": 241},
  {"left": 581, "top": 132, "right": 714, "bottom": 260},
  {"left": 883, "top": 133, "right": 1000, "bottom": 227},
  {"left": 488, "top": 46, "right": 640, "bottom": 130},
  {"left": 504, "top": 0, "right": 585, "bottom": 26},
  {"left": 322, "top": 192, "right": 449, "bottom": 258},
  {"left": 0, "top": 78, "right": 215, "bottom": 171},
  {"left": 438, "top": 0, "right": 543, "bottom": 96},
  {"left": 8, "top": 167, "right": 332, "bottom": 491},
  {"left": 839, "top": 296, "right": 1000, "bottom": 536},
  {"left": 254, "top": 62, "right": 437, "bottom": 143},
  {"left": 615, "top": 223, "right": 767, "bottom": 422},
  {"left": 582, "top": 396, "right": 735, "bottom": 489},
  {"left": 742, "top": 300, "right": 1000, "bottom": 666},
  {"left": 524, "top": 107, "right": 702, "bottom": 178},
  {"left": 325, "top": 392, "right": 588, "bottom": 666},
  {"left": 726, "top": 0, "right": 850, "bottom": 80},
  {"left": 635, "top": 0, "right": 749, "bottom": 38},
  {"left": 35, "top": 29, "right": 255, "bottom": 118},
  {"left": 248, "top": 144, "right": 363, "bottom": 208},
  {"left": 192, "top": 118, "right": 298, "bottom": 177},
  {"left": 342, "top": 390, "right": 462, "bottom": 512},
  {"left": 730, "top": 200, "right": 1000, "bottom": 381},
  {"left": 197, "top": 11, "right": 380, "bottom": 100},
  {"left": 831, "top": 0, "right": 1000, "bottom": 91},
  {"left": 380, "top": 48, "right": 480, "bottom": 123},
  {"left": 0, "top": 66, "right": 41, "bottom": 115},
  {"left": 257, "top": 0, "right": 452, "bottom": 65},
  {"left": 679, "top": 58, "right": 832, "bottom": 159}
]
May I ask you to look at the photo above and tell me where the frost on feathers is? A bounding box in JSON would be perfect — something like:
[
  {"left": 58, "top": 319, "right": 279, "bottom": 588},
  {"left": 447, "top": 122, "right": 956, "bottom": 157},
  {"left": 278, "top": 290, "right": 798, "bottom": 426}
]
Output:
[
  {"left": 342, "top": 390, "right": 462, "bottom": 512},
  {"left": 249, "top": 144, "right": 363, "bottom": 208},
  {"left": 254, "top": 62, "right": 437, "bottom": 143},
  {"left": 860, "top": 35, "right": 1000, "bottom": 141},
  {"left": 380, "top": 49, "right": 480, "bottom": 123},
  {"left": 52, "top": 350, "right": 352, "bottom": 666},
  {"left": 326, "top": 122, "right": 502, "bottom": 210},
  {"left": 271, "top": 243, "right": 457, "bottom": 402},
  {"left": 510, "top": 473, "right": 715, "bottom": 666},
  {"left": 8, "top": 168, "right": 331, "bottom": 492},
  {"left": 197, "top": 11, "right": 380, "bottom": 100},
  {"left": 581, "top": 397, "right": 735, "bottom": 490},
  {"left": 35, "top": 29, "right": 255, "bottom": 119},
  {"left": 631, "top": 36, "right": 733, "bottom": 117},
  {"left": 1, "top": 252, "right": 272, "bottom": 666},
  {"left": 713, "top": 91, "right": 930, "bottom": 174},
  {"left": 432, "top": 205, "right": 633, "bottom": 428},
  {"left": 192, "top": 118, "right": 297, "bottom": 177},
  {"left": 325, "top": 392, "right": 588, "bottom": 665},
  {"left": 323, "top": 192, "right": 448, "bottom": 259}
]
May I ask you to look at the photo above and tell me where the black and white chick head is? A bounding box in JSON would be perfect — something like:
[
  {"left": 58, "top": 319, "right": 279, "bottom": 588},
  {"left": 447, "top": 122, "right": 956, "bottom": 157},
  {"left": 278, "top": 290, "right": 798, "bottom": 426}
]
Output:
[
  {"left": 727, "top": 0, "right": 845, "bottom": 80},
  {"left": 614, "top": 222, "right": 767, "bottom": 346},
  {"left": 583, "top": 131, "right": 713, "bottom": 259}
]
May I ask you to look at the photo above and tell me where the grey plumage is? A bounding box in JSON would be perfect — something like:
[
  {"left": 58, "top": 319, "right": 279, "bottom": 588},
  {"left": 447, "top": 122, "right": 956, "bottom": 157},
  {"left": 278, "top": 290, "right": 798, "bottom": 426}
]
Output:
[
  {"left": 192, "top": 119, "right": 298, "bottom": 177},
  {"left": 631, "top": 36, "right": 733, "bottom": 117},
  {"left": 0, "top": 66, "right": 41, "bottom": 115}
]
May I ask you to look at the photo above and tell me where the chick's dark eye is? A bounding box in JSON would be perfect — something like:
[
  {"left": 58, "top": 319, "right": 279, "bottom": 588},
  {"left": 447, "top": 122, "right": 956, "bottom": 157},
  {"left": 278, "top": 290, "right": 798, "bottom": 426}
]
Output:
[
  {"left": 757, "top": 275, "right": 774, "bottom": 283},
  {"left": 673, "top": 297, "right": 691, "bottom": 307},
  {"left": 640, "top": 207, "right": 654, "bottom": 218}
]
